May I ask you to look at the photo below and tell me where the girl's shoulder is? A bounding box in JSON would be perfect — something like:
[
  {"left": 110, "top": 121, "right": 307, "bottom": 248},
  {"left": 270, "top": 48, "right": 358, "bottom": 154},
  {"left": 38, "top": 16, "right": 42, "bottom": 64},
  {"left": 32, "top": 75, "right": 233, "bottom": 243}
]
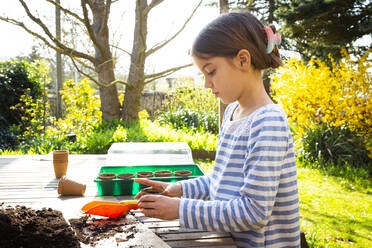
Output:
[
  {"left": 249, "top": 104, "right": 290, "bottom": 130},
  {"left": 251, "top": 103, "right": 287, "bottom": 119}
]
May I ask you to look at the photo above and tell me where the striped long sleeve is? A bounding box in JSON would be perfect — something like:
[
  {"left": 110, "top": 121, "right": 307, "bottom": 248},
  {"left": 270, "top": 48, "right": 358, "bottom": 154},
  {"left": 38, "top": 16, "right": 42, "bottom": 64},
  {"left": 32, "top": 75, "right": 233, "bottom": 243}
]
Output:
[
  {"left": 179, "top": 175, "right": 212, "bottom": 200},
  {"left": 178, "top": 103, "right": 300, "bottom": 248}
]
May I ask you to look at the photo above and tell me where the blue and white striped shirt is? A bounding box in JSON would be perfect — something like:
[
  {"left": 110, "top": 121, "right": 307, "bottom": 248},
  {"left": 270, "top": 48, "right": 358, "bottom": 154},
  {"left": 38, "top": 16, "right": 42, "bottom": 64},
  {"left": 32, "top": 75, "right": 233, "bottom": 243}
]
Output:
[{"left": 179, "top": 102, "right": 300, "bottom": 247}]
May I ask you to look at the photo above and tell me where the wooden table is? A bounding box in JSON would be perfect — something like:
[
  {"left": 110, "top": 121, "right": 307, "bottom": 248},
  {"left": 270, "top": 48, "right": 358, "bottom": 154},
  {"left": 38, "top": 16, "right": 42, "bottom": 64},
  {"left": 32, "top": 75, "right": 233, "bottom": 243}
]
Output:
[{"left": 0, "top": 154, "right": 236, "bottom": 247}]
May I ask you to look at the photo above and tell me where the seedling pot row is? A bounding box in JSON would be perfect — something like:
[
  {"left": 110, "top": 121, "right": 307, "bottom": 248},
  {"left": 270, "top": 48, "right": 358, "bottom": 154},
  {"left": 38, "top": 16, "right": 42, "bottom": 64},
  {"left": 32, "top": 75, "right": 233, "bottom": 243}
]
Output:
[{"left": 94, "top": 164, "right": 203, "bottom": 196}]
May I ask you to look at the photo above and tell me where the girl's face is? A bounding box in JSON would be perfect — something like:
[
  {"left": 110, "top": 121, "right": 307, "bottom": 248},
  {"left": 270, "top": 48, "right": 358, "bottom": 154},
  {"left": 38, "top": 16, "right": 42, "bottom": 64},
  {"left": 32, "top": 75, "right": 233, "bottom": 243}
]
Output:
[{"left": 193, "top": 55, "right": 247, "bottom": 104}]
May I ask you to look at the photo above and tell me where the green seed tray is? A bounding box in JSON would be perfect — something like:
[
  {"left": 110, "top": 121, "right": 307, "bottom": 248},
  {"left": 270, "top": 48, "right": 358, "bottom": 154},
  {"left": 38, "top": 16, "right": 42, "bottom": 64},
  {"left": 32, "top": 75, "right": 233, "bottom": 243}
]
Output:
[{"left": 94, "top": 164, "right": 204, "bottom": 196}]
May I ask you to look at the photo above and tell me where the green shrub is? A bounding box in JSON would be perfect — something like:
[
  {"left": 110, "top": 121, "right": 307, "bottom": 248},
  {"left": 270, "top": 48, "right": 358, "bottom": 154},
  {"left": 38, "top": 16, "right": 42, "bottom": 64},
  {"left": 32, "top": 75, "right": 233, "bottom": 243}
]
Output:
[
  {"left": 125, "top": 121, "right": 148, "bottom": 142},
  {"left": 157, "top": 109, "right": 218, "bottom": 134},
  {"left": 0, "top": 61, "right": 46, "bottom": 149},
  {"left": 0, "top": 61, "right": 42, "bottom": 127},
  {"left": 81, "top": 129, "right": 115, "bottom": 154},
  {"left": 13, "top": 61, "right": 52, "bottom": 143},
  {"left": 139, "top": 119, "right": 217, "bottom": 151},
  {"left": 158, "top": 85, "right": 219, "bottom": 133},
  {"left": 93, "top": 119, "right": 124, "bottom": 133},
  {"left": 0, "top": 126, "right": 18, "bottom": 151},
  {"left": 165, "top": 85, "right": 218, "bottom": 113},
  {"left": 78, "top": 120, "right": 128, "bottom": 154},
  {"left": 16, "top": 132, "right": 84, "bottom": 155},
  {"left": 300, "top": 125, "right": 371, "bottom": 167},
  {"left": 1, "top": 116, "right": 217, "bottom": 155},
  {"left": 25, "top": 134, "right": 65, "bottom": 154}
]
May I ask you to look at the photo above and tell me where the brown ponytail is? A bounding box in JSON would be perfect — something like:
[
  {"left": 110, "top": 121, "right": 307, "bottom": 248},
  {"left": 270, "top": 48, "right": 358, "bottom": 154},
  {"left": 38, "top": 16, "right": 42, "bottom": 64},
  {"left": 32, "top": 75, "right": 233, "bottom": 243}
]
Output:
[{"left": 191, "top": 12, "right": 282, "bottom": 70}]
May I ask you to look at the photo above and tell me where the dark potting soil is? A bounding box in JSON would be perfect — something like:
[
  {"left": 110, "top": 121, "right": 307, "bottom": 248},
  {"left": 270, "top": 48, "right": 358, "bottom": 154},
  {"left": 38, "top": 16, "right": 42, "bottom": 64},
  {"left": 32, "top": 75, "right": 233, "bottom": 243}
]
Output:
[
  {"left": 0, "top": 203, "right": 139, "bottom": 247},
  {"left": 0, "top": 203, "right": 80, "bottom": 248},
  {"left": 69, "top": 213, "right": 138, "bottom": 246}
]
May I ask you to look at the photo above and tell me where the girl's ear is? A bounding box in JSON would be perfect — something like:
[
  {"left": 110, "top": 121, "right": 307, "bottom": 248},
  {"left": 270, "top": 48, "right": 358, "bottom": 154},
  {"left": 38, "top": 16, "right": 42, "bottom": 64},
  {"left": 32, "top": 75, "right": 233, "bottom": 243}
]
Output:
[{"left": 235, "top": 49, "right": 251, "bottom": 71}]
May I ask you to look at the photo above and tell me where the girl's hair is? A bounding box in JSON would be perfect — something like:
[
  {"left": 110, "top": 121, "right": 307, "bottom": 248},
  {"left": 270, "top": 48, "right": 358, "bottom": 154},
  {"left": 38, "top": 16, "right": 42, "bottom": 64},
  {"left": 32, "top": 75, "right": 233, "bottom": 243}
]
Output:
[{"left": 191, "top": 12, "right": 282, "bottom": 70}]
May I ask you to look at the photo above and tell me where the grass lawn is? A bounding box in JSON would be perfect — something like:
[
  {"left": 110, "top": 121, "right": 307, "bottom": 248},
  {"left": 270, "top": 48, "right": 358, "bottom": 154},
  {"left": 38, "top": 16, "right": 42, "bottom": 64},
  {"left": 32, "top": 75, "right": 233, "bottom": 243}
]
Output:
[{"left": 195, "top": 159, "right": 372, "bottom": 248}]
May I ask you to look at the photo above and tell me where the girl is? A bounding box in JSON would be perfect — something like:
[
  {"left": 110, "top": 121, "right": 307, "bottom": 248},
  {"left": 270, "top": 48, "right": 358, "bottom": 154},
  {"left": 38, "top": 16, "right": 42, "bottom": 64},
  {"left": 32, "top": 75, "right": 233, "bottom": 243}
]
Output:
[{"left": 135, "top": 12, "right": 300, "bottom": 248}]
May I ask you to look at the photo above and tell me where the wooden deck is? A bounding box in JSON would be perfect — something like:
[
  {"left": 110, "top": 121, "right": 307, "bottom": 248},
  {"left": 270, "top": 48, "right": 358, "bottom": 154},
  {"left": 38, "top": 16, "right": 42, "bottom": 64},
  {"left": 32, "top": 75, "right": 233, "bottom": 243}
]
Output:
[{"left": 0, "top": 154, "right": 236, "bottom": 247}]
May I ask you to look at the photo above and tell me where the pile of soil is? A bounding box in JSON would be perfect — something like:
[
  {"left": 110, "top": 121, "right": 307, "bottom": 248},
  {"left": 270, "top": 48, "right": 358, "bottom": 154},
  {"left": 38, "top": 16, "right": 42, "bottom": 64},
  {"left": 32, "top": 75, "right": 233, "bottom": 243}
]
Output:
[
  {"left": 69, "top": 213, "right": 138, "bottom": 246},
  {"left": 0, "top": 203, "right": 139, "bottom": 247},
  {"left": 0, "top": 203, "right": 80, "bottom": 248}
]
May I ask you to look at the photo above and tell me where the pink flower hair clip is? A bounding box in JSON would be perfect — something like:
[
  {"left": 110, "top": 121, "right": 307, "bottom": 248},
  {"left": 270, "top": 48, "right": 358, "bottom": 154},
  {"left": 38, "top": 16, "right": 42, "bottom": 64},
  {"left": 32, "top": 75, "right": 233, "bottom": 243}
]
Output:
[{"left": 264, "top": 26, "right": 281, "bottom": 54}]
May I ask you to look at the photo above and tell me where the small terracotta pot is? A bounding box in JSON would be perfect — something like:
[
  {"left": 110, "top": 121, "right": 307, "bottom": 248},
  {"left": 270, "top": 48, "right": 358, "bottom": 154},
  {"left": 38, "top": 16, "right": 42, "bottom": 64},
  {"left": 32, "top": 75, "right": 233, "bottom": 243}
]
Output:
[
  {"left": 53, "top": 150, "right": 69, "bottom": 158},
  {"left": 53, "top": 150, "right": 69, "bottom": 178},
  {"left": 174, "top": 170, "right": 192, "bottom": 177},
  {"left": 118, "top": 173, "right": 135, "bottom": 179},
  {"left": 140, "top": 187, "right": 164, "bottom": 195},
  {"left": 53, "top": 162, "right": 68, "bottom": 178},
  {"left": 98, "top": 173, "right": 116, "bottom": 180},
  {"left": 136, "top": 171, "right": 153, "bottom": 178},
  {"left": 58, "top": 176, "right": 86, "bottom": 196},
  {"left": 154, "top": 170, "right": 172, "bottom": 177}
]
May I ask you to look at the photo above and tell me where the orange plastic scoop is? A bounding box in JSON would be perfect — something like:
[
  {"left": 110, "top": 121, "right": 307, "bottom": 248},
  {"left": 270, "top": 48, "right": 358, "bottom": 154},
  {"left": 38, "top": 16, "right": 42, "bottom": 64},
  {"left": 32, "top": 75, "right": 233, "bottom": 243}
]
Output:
[{"left": 81, "top": 200, "right": 139, "bottom": 218}]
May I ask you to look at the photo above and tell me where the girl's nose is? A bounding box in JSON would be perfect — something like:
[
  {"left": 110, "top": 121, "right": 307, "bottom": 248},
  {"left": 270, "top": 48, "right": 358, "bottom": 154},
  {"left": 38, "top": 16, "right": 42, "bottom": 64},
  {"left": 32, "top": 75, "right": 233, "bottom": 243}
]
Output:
[{"left": 204, "top": 78, "right": 213, "bottom": 89}]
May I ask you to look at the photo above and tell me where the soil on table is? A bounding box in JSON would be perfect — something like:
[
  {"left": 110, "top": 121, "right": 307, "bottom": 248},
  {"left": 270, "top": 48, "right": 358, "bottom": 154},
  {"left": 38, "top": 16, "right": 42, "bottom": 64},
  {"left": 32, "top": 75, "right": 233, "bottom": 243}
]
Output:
[
  {"left": 69, "top": 212, "right": 139, "bottom": 246},
  {"left": 0, "top": 203, "right": 80, "bottom": 248},
  {"left": 0, "top": 203, "right": 140, "bottom": 248}
]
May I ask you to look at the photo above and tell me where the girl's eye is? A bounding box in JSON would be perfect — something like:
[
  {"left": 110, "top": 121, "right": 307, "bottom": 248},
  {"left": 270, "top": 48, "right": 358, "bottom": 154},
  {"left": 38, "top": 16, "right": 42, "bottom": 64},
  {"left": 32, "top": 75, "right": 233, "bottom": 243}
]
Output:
[{"left": 208, "top": 69, "right": 216, "bottom": 76}]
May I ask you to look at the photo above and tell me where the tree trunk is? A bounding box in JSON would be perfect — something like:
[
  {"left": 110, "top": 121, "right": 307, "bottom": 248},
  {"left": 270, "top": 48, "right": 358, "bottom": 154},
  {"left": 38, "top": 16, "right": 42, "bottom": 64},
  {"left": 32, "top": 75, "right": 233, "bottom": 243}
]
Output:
[
  {"left": 96, "top": 63, "right": 120, "bottom": 120},
  {"left": 268, "top": 0, "right": 275, "bottom": 23},
  {"left": 219, "top": 0, "right": 229, "bottom": 14},
  {"left": 92, "top": 0, "right": 121, "bottom": 120},
  {"left": 219, "top": 0, "right": 229, "bottom": 128},
  {"left": 121, "top": 0, "right": 148, "bottom": 122}
]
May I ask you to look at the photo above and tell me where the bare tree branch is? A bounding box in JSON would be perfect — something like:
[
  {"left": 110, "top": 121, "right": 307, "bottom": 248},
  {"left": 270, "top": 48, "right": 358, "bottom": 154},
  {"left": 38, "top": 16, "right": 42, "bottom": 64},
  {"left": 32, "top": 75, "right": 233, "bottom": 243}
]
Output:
[
  {"left": 144, "top": 63, "right": 192, "bottom": 84},
  {"left": 110, "top": 44, "right": 132, "bottom": 56},
  {"left": 69, "top": 55, "right": 99, "bottom": 83},
  {"left": 45, "top": 0, "right": 84, "bottom": 23},
  {"left": 70, "top": 55, "right": 96, "bottom": 72},
  {"left": 143, "top": 0, "right": 164, "bottom": 16},
  {"left": 145, "top": 0, "right": 203, "bottom": 58},
  {"left": 144, "top": 71, "right": 177, "bottom": 85},
  {"left": 105, "top": 79, "right": 131, "bottom": 88},
  {"left": 17, "top": 0, "right": 96, "bottom": 63},
  {"left": 96, "top": 58, "right": 116, "bottom": 71},
  {"left": 69, "top": 55, "right": 130, "bottom": 88},
  {"left": 81, "top": 0, "right": 106, "bottom": 57},
  {"left": 0, "top": 16, "right": 63, "bottom": 53}
]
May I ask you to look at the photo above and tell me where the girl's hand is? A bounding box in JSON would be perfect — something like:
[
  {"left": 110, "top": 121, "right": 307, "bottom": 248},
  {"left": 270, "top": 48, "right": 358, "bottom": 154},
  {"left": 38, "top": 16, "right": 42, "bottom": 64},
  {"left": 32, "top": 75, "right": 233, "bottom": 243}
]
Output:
[
  {"left": 134, "top": 178, "right": 183, "bottom": 199},
  {"left": 138, "top": 195, "right": 180, "bottom": 220}
]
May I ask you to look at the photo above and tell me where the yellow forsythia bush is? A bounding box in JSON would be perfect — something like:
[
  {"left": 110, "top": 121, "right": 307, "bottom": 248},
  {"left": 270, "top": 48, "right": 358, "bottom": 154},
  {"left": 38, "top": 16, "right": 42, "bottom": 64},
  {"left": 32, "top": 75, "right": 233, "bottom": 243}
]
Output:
[
  {"left": 271, "top": 49, "right": 371, "bottom": 152},
  {"left": 47, "top": 78, "right": 102, "bottom": 136},
  {"left": 138, "top": 109, "right": 150, "bottom": 120}
]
